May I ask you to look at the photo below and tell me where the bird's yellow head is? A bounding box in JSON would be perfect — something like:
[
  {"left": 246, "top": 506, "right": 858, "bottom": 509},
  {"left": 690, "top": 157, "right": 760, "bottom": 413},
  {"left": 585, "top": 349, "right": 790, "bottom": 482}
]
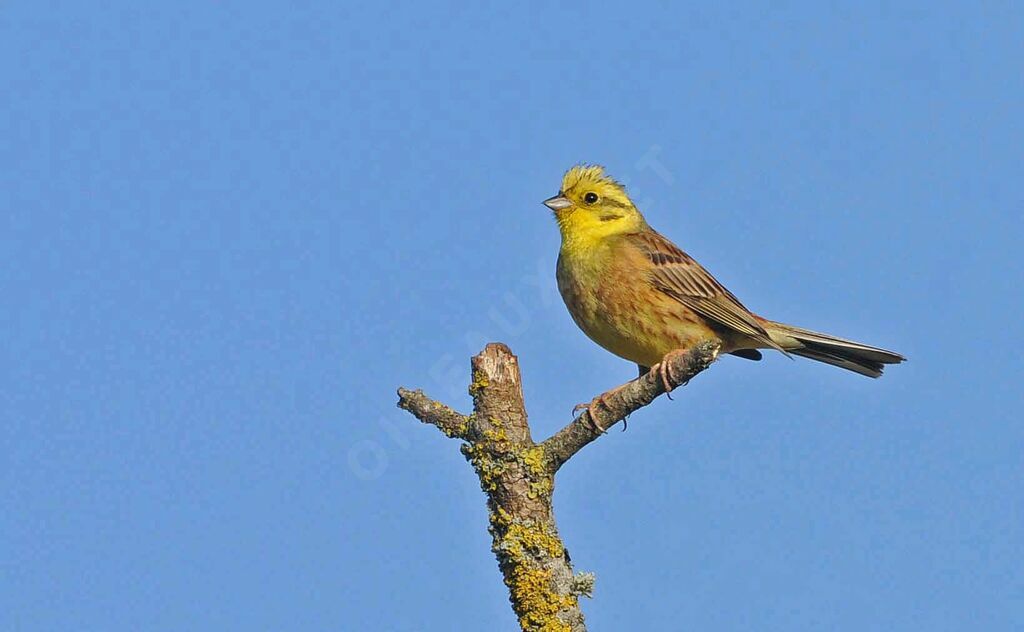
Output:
[{"left": 544, "top": 165, "right": 647, "bottom": 248}]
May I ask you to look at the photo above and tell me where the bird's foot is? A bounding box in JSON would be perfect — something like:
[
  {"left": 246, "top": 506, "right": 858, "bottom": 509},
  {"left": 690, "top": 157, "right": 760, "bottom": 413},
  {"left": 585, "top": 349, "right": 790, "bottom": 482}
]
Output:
[
  {"left": 572, "top": 384, "right": 631, "bottom": 434},
  {"left": 651, "top": 348, "right": 694, "bottom": 399}
]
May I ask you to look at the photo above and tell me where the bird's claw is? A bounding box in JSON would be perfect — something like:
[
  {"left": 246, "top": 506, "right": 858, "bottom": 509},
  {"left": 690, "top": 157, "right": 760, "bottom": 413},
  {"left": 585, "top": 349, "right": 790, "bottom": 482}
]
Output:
[
  {"left": 653, "top": 349, "right": 690, "bottom": 398},
  {"left": 574, "top": 394, "right": 616, "bottom": 434}
]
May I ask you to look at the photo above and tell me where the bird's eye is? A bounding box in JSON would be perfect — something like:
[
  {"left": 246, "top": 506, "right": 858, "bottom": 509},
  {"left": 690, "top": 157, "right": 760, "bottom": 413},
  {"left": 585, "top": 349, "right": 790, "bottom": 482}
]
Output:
[{"left": 583, "top": 192, "right": 599, "bottom": 204}]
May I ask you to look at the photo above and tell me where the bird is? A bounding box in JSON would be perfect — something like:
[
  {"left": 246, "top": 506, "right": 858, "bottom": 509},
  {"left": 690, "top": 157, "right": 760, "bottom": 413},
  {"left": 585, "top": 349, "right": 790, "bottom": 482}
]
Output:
[{"left": 544, "top": 164, "right": 904, "bottom": 427}]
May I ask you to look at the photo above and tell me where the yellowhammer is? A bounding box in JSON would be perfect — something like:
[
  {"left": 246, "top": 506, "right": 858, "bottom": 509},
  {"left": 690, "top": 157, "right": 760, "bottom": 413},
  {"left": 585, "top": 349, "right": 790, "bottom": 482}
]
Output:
[{"left": 545, "top": 165, "right": 904, "bottom": 409}]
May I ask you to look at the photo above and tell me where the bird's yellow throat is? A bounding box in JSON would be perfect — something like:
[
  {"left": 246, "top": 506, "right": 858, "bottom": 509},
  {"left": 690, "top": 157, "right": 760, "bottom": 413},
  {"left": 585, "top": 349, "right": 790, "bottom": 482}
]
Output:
[{"left": 555, "top": 208, "right": 645, "bottom": 255}]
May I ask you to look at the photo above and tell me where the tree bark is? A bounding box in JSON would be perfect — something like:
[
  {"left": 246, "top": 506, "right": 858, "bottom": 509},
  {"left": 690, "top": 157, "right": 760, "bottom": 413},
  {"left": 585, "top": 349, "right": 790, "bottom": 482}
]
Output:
[{"left": 397, "top": 341, "right": 720, "bottom": 631}]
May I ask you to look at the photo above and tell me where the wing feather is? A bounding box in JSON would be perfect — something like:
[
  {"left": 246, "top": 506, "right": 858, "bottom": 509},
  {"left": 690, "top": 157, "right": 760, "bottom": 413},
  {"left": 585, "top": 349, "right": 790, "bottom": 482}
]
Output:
[{"left": 626, "top": 231, "right": 785, "bottom": 353}]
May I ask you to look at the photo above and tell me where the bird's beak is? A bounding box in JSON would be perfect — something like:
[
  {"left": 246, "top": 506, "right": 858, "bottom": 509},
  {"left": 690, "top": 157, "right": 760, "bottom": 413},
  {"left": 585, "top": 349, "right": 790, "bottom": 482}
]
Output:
[{"left": 543, "top": 194, "right": 572, "bottom": 211}]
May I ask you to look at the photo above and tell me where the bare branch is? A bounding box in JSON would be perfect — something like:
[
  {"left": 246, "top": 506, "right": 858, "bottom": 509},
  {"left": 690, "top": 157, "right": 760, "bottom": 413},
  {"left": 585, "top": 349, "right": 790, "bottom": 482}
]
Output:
[
  {"left": 398, "top": 344, "right": 588, "bottom": 631},
  {"left": 468, "top": 343, "right": 532, "bottom": 445},
  {"left": 396, "top": 388, "right": 473, "bottom": 439},
  {"left": 396, "top": 341, "right": 720, "bottom": 630},
  {"left": 541, "top": 341, "right": 720, "bottom": 471}
]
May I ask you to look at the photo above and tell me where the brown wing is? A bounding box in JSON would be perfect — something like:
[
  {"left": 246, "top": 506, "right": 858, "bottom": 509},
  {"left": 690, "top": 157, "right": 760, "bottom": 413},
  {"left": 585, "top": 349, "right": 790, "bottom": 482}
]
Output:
[{"left": 626, "top": 230, "right": 786, "bottom": 353}]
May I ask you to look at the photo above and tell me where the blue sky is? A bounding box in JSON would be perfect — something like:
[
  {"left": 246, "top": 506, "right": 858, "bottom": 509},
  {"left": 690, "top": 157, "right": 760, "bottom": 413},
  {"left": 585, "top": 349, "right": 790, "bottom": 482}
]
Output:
[{"left": 2, "top": 2, "right": 1021, "bottom": 630}]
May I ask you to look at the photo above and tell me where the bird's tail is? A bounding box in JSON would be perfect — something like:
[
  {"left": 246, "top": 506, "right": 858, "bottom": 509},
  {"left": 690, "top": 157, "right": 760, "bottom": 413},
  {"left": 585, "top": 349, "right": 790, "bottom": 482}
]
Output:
[{"left": 763, "top": 320, "right": 905, "bottom": 378}]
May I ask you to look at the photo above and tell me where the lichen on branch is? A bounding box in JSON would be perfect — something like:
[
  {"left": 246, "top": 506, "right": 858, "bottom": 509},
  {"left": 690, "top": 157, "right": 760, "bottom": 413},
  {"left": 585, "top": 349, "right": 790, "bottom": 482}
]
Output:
[{"left": 396, "top": 340, "right": 719, "bottom": 631}]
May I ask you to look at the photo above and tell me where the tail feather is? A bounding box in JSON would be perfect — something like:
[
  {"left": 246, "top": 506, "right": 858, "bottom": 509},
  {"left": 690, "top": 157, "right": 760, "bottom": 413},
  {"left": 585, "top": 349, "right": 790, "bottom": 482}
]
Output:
[{"left": 764, "top": 321, "right": 905, "bottom": 378}]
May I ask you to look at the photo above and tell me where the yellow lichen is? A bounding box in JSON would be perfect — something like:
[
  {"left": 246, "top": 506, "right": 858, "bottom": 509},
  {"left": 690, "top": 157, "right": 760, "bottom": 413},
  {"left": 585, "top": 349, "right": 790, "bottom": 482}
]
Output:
[
  {"left": 441, "top": 419, "right": 469, "bottom": 439},
  {"left": 468, "top": 370, "right": 490, "bottom": 397},
  {"left": 490, "top": 506, "right": 513, "bottom": 528},
  {"left": 504, "top": 521, "right": 565, "bottom": 559},
  {"left": 463, "top": 416, "right": 573, "bottom": 628},
  {"left": 527, "top": 476, "right": 553, "bottom": 500},
  {"left": 426, "top": 402, "right": 469, "bottom": 438},
  {"left": 462, "top": 442, "right": 506, "bottom": 492},
  {"left": 508, "top": 566, "right": 575, "bottom": 631},
  {"left": 496, "top": 520, "right": 577, "bottom": 631},
  {"left": 521, "top": 446, "right": 546, "bottom": 475},
  {"left": 517, "top": 446, "right": 552, "bottom": 499},
  {"left": 483, "top": 425, "right": 508, "bottom": 444}
]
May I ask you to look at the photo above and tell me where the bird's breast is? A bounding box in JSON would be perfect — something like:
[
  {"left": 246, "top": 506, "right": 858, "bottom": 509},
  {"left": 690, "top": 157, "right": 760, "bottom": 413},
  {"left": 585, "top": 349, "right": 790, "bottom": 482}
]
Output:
[{"left": 556, "top": 246, "right": 712, "bottom": 367}]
